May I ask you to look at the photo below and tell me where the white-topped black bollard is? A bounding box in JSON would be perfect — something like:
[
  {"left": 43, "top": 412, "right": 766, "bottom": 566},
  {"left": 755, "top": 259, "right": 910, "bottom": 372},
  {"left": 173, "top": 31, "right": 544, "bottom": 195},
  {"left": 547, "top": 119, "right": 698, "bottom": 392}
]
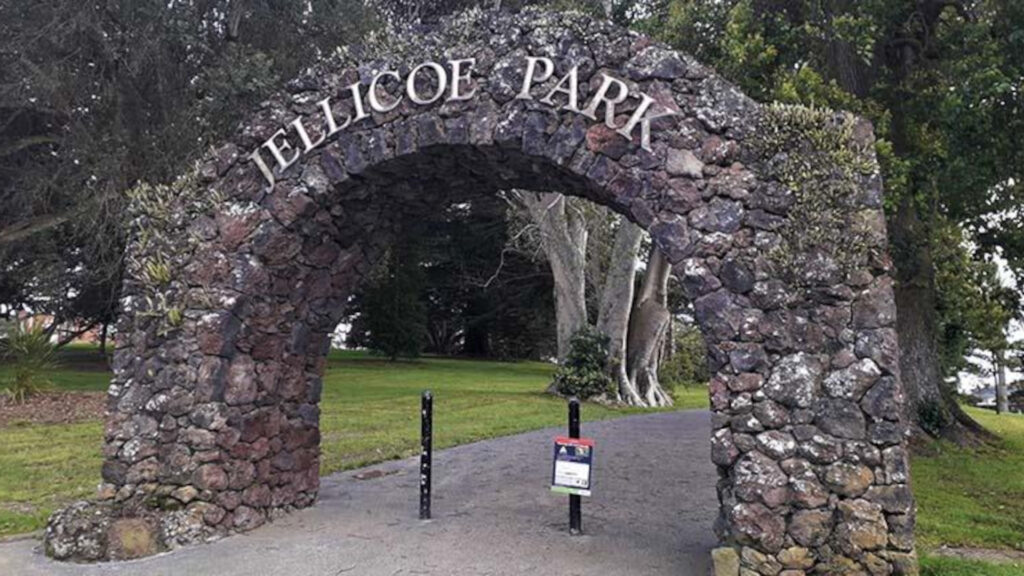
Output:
[
  {"left": 420, "top": 390, "right": 433, "bottom": 520},
  {"left": 568, "top": 397, "right": 581, "bottom": 535}
]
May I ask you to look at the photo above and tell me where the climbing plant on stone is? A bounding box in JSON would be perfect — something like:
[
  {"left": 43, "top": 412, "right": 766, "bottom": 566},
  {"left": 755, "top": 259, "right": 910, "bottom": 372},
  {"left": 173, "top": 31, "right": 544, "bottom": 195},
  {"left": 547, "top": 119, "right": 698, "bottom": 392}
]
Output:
[{"left": 43, "top": 7, "right": 917, "bottom": 575}]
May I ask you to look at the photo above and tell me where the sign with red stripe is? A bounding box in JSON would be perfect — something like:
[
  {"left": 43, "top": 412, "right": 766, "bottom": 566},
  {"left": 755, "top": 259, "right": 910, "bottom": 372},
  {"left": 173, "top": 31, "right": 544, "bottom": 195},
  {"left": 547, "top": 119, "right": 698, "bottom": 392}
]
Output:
[{"left": 551, "top": 436, "right": 594, "bottom": 497}]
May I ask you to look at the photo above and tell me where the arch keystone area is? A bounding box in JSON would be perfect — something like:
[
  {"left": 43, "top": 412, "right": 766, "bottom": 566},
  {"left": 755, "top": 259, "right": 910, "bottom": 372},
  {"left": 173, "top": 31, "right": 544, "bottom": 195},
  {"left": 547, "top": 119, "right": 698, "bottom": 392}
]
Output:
[{"left": 43, "top": 8, "right": 918, "bottom": 574}]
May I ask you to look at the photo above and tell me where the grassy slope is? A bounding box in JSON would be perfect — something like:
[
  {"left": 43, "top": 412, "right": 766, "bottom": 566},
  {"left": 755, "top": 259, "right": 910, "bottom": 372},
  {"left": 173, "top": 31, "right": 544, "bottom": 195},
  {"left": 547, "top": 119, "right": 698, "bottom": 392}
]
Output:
[
  {"left": 914, "top": 408, "right": 1024, "bottom": 551},
  {"left": 915, "top": 407, "right": 1024, "bottom": 575},
  {"left": 0, "top": 350, "right": 705, "bottom": 536}
]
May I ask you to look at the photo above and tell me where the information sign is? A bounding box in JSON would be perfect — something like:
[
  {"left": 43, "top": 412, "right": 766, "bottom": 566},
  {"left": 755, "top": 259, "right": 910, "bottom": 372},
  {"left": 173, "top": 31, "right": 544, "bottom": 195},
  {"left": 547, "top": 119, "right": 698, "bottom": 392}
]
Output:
[{"left": 551, "top": 436, "right": 594, "bottom": 497}]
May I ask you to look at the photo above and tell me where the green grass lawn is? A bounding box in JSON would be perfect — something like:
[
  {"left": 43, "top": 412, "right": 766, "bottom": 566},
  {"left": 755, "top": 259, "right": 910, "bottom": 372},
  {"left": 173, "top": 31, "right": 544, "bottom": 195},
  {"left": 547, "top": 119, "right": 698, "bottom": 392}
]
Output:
[
  {"left": 921, "top": 556, "right": 1024, "bottom": 576},
  {"left": 317, "top": 352, "right": 703, "bottom": 473},
  {"left": 914, "top": 407, "right": 1024, "bottom": 574},
  {"left": 0, "top": 343, "right": 113, "bottom": 393},
  {"left": 0, "top": 420, "right": 102, "bottom": 536},
  {"left": 0, "top": 348, "right": 705, "bottom": 537},
  {"left": 3, "top": 349, "right": 1023, "bottom": 576},
  {"left": 914, "top": 408, "right": 1024, "bottom": 552}
]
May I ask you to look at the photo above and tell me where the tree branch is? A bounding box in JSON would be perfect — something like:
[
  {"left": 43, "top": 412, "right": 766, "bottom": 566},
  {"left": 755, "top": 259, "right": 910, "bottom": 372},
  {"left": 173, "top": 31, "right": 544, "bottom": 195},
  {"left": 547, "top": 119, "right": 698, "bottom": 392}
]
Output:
[
  {"left": 0, "top": 134, "right": 60, "bottom": 157},
  {"left": 55, "top": 318, "right": 100, "bottom": 348},
  {"left": 0, "top": 189, "right": 119, "bottom": 245}
]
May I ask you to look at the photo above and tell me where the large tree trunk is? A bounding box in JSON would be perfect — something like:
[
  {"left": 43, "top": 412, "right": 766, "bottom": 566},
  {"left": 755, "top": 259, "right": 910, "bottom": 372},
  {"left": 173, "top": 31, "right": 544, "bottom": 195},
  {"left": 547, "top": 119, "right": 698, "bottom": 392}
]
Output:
[
  {"left": 99, "top": 322, "right": 109, "bottom": 356},
  {"left": 521, "top": 192, "right": 588, "bottom": 361},
  {"left": 595, "top": 218, "right": 644, "bottom": 404},
  {"left": 889, "top": 197, "right": 993, "bottom": 442},
  {"left": 994, "top": 349, "right": 1009, "bottom": 415},
  {"left": 623, "top": 246, "right": 673, "bottom": 407},
  {"left": 518, "top": 193, "right": 676, "bottom": 407}
]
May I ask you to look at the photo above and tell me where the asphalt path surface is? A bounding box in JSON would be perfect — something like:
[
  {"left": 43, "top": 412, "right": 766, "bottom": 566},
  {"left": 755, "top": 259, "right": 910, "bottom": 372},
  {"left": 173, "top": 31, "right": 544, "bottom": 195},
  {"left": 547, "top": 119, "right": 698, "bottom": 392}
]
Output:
[{"left": 0, "top": 410, "right": 717, "bottom": 576}]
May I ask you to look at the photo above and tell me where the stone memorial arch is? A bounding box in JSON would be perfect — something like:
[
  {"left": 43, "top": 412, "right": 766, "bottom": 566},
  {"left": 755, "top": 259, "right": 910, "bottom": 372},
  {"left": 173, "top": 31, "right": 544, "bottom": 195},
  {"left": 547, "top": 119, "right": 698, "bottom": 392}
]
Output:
[{"left": 45, "top": 8, "right": 917, "bottom": 574}]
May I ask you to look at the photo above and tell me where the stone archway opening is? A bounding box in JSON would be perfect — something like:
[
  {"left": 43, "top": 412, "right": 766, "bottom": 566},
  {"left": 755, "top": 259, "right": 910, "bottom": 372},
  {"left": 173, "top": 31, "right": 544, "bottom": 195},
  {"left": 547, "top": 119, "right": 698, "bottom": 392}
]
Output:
[{"left": 44, "top": 8, "right": 918, "bottom": 575}]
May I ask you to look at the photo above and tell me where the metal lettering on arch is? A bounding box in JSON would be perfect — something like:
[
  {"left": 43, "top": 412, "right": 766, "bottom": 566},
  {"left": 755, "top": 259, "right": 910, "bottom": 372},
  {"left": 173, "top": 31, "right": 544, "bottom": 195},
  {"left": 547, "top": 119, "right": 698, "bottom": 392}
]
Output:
[{"left": 248, "top": 55, "right": 677, "bottom": 187}]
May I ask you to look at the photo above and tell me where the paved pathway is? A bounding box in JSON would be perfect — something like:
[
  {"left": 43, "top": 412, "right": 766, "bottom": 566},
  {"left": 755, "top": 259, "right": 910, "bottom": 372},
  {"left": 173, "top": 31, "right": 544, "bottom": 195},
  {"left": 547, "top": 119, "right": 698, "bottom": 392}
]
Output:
[{"left": 0, "top": 410, "right": 717, "bottom": 576}]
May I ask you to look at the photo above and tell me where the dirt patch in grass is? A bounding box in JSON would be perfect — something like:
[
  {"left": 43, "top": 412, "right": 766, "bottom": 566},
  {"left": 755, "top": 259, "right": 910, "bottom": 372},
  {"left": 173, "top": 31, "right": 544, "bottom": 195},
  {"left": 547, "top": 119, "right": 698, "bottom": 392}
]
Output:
[
  {"left": 0, "top": 391, "right": 105, "bottom": 427},
  {"left": 931, "top": 546, "right": 1024, "bottom": 566},
  {"left": 0, "top": 502, "right": 38, "bottom": 515}
]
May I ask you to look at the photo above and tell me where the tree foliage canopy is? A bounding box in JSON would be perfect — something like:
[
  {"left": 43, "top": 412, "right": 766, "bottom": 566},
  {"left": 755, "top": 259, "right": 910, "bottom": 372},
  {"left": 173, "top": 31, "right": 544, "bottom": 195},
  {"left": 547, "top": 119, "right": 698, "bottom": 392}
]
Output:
[{"left": 0, "top": 0, "right": 375, "bottom": 333}]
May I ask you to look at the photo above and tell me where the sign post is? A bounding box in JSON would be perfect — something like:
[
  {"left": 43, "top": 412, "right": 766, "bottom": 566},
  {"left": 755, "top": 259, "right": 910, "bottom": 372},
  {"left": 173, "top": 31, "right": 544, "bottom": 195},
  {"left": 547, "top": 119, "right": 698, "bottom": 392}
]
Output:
[
  {"left": 568, "top": 398, "right": 581, "bottom": 535},
  {"left": 551, "top": 397, "right": 593, "bottom": 535}
]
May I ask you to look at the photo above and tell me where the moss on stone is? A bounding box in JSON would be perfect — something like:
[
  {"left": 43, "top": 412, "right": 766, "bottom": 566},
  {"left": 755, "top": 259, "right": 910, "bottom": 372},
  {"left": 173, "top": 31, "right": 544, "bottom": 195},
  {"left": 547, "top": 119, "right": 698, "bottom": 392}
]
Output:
[
  {"left": 145, "top": 494, "right": 183, "bottom": 512},
  {"left": 754, "top": 103, "right": 880, "bottom": 286}
]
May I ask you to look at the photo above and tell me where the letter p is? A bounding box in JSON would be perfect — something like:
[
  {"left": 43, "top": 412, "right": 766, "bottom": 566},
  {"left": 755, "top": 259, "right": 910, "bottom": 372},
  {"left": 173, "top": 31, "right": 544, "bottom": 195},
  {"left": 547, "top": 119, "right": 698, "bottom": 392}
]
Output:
[{"left": 517, "top": 57, "right": 555, "bottom": 101}]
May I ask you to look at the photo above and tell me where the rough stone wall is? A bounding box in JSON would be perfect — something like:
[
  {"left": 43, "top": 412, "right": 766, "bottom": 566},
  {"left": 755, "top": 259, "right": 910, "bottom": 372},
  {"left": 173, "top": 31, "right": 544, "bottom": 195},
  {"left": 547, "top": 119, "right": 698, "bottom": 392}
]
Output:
[{"left": 45, "top": 8, "right": 917, "bottom": 573}]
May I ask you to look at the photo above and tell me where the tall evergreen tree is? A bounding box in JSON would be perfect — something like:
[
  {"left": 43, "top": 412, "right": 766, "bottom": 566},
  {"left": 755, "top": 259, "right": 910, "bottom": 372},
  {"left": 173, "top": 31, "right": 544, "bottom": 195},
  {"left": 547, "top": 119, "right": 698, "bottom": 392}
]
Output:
[
  {"left": 354, "top": 245, "right": 429, "bottom": 360},
  {"left": 344, "top": 198, "right": 558, "bottom": 361}
]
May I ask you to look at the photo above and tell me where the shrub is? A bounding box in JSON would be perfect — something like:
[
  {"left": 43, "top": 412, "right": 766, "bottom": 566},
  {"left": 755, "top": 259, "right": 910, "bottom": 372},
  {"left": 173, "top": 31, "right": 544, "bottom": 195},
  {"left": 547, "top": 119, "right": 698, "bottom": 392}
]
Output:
[
  {"left": 660, "top": 323, "right": 710, "bottom": 390},
  {"left": 0, "top": 320, "right": 58, "bottom": 403},
  {"left": 552, "top": 326, "right": 614, "bottom": 400}
]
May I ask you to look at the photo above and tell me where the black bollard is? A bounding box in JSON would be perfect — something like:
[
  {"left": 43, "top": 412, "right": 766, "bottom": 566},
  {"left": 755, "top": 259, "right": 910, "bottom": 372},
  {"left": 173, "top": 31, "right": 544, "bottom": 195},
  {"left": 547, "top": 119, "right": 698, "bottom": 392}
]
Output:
[
  {"left": 420, "top": 390, "right": 433, "bottom": 520},
  {"left": 568, "top": 397, "right": 581, "bottom": 535}
]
